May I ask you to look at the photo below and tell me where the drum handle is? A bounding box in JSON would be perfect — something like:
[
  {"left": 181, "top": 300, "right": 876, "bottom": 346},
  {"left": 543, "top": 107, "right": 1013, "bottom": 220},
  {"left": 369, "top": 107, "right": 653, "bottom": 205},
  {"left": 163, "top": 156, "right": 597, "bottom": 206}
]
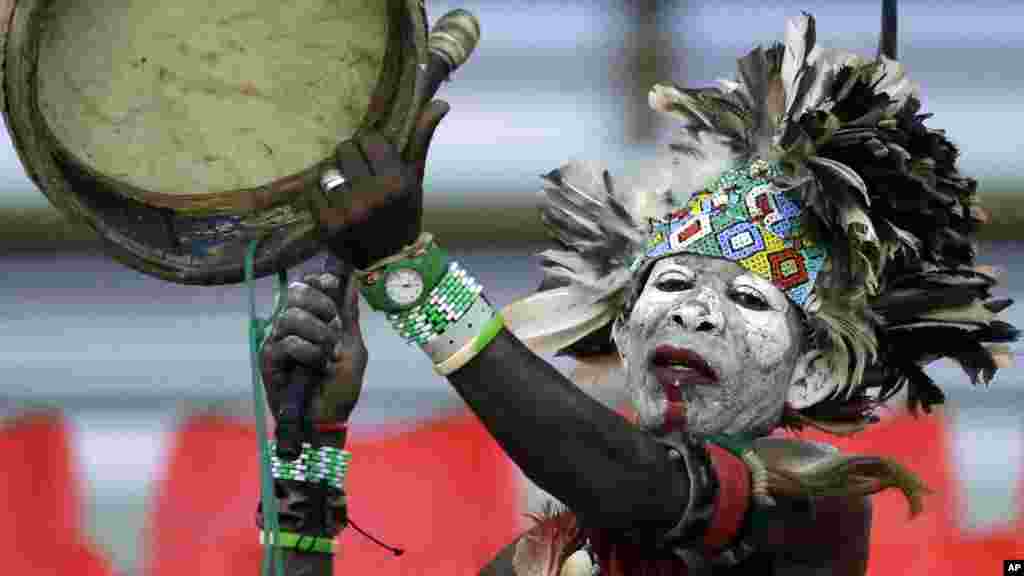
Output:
[
  {"left": 421, "top": 9, "right": 481, "bottom": 109},
  {"left": 275, "top": 364, "right": 317, "bottom": 461}
]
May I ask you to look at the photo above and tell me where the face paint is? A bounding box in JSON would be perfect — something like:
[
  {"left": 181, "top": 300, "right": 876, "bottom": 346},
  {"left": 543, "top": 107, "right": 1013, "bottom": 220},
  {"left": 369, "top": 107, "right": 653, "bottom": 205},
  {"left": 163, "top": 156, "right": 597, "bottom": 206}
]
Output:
[{"left": 616, "top": 254, "right": 806, "bottom": 437}]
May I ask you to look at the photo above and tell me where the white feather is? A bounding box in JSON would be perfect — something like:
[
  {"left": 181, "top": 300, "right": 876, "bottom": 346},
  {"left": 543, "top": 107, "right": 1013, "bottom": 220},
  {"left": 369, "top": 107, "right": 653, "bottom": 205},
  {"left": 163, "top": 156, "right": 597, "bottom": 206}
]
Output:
[
  {"left": 782, "top": 13, "right": 814, "bottom": 118},
  {"left": 502, "top": 287, "right": 618, "bottom": 355}
]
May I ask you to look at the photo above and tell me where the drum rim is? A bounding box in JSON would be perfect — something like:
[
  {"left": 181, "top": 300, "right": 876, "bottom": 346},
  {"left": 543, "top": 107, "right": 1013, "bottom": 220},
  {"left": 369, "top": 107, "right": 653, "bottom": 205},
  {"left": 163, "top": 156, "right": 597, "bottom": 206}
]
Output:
[{"left": 1, "top": 0, "right": 428, "bottom": 285}]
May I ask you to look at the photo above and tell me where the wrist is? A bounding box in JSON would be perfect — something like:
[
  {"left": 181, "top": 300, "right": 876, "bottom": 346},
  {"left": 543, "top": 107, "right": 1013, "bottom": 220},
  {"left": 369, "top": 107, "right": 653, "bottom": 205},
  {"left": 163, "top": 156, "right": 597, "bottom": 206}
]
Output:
[
  {"left": 359, "top": 234, "right": 504, "bottom": 375},
  {"left": 357, "top": 233, "right": 450, "bottom": 313},
  {"left": 314, "top": 421, "right": 349, "bottom": 447},
  {"left": 326, "top": 233, "right": 420, "bottom": 271}
]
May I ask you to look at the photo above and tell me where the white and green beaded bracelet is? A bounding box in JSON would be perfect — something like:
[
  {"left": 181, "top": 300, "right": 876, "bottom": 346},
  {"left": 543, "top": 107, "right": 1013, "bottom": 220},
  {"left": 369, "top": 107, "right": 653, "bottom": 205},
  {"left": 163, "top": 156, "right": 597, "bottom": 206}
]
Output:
[
  {"left": 434, "top": 311, "right": 505, "bottom": 376},
  {"left": 373, "top": 244, "right": 504, "bottom": 376},
  {"left": 269, "top": 443, "right": 351, "bottom": 488},
  {"left": 387, "top": 261, "right": 482, "bottom": 346}
]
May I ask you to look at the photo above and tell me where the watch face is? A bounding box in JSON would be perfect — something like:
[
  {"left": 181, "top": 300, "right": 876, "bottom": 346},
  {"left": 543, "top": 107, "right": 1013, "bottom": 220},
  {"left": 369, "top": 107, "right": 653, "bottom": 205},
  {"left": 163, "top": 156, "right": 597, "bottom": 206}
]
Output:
[{"left": 385, "top": 268, "right": 425, "bottom": 307}]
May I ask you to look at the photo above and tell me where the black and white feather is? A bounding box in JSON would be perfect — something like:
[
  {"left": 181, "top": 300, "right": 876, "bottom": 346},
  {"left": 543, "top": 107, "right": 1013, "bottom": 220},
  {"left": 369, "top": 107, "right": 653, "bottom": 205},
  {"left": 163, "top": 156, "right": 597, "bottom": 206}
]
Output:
[{"left": 503, "top": 161, "right": 646, "bottom": 355}]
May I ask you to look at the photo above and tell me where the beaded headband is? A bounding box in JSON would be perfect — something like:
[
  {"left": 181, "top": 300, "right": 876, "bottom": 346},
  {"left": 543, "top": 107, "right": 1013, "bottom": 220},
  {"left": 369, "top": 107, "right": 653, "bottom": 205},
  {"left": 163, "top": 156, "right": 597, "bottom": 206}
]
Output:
[{"left": 638, "top": 159, "right": 826, "bottom": 308}]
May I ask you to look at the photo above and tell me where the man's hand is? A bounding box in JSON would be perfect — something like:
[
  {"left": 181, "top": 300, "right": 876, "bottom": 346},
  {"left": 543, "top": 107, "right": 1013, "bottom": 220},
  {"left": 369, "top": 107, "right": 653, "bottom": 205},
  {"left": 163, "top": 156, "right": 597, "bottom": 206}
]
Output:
[
  {"left": 318, "top": 100, "right": 450, "bottom": 270},
  {"left": 260, "top": 261, "right": 367, "bottom": 427}
]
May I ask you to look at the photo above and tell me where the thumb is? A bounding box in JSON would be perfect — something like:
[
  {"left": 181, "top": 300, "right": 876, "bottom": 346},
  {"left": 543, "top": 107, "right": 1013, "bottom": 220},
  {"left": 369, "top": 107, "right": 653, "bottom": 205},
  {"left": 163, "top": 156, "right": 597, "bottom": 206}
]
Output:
[{"left": 407, "top": 99, "right": 450, "bottom": 174}]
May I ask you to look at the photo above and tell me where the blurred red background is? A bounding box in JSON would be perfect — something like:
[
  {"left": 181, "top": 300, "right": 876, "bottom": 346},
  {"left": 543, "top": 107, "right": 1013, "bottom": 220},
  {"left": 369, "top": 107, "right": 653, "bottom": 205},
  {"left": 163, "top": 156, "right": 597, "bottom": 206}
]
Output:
[{"left": 0, "top": 408, "right": 1019, "bottom": 575}]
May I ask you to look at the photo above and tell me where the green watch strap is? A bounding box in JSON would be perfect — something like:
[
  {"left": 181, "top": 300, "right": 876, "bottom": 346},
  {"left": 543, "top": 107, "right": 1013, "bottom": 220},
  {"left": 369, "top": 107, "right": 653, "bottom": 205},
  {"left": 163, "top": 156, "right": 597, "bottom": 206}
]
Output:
[
  {"left": 701, "top": 433, "right": 756, "bottom": 458},
  {"left": 260, "top": 530, "right": 335, "bottom": 554},
  {"left": 359, "top": 238, "right": 450, "bottom": 312}
]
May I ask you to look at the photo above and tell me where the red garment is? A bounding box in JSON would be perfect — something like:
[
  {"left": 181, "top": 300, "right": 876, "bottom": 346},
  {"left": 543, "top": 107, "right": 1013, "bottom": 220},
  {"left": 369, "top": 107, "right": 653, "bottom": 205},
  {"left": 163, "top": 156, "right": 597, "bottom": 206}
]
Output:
[{"left": 701, "top": 443, "right": 752, "bottom": 552}]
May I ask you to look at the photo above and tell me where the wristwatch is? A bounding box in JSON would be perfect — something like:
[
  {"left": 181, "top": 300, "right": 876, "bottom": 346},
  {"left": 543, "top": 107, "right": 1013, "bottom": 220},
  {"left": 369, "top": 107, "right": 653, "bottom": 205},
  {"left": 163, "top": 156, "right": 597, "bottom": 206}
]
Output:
[{"left": 358, "top": 242, "right": 450, "bottom": 313}]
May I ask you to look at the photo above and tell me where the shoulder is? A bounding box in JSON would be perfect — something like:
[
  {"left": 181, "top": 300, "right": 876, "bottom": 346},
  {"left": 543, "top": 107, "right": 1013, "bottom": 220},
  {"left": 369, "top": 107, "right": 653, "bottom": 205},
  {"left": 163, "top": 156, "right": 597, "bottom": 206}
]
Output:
[
  {"left": 745, "top": 494, "right": 871, "bottom": 575},
  {"left": 746, "top": 437, "right": 872, "bottom": 575}
]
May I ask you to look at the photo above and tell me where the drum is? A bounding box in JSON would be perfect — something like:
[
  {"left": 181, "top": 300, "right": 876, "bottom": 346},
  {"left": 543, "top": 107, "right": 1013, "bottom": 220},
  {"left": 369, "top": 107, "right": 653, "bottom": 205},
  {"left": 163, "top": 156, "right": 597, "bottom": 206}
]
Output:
[{"left": 1, "top": 0, "right": 428, "bottom": 284}]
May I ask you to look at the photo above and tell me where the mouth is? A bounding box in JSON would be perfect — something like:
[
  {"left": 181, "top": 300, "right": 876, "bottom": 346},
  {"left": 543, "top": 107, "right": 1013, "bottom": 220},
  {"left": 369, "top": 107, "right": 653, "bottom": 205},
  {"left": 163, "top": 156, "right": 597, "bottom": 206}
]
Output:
[{"left": 649, "top": 345, "right": 719, "bottom": 393}]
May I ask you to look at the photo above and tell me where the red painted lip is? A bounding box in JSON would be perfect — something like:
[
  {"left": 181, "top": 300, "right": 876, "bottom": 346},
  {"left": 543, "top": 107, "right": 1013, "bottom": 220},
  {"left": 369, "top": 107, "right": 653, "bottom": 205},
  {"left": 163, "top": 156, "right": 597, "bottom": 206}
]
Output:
[{"left": 649, "top": 346, "right": 719, "bottom": 391}]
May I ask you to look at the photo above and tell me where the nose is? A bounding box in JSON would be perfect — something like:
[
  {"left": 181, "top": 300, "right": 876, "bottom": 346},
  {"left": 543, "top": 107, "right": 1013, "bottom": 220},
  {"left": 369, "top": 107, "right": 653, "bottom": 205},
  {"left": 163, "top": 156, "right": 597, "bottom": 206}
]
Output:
[{"left": 669, "top": 292, "right": 723, "bottom": 334}]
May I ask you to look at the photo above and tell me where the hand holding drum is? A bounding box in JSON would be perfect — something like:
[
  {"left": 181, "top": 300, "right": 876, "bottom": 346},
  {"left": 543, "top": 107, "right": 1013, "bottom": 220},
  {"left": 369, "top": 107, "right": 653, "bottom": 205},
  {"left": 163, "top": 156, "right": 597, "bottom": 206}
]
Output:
[
  {"left": 269, "top": 9, "right": 480, "bottom": 460},
  {"left": 316, "top": 8, "right": 481, "bottom": 268}
]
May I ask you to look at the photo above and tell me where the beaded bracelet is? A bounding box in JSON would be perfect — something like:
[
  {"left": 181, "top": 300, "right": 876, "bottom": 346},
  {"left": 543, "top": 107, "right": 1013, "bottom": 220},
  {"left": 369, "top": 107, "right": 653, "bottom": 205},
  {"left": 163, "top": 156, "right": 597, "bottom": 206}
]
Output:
[
  {"left": 387, "top": 261, "right": 482, "bottom": 346},
  {"left": 269, "top": 442, "right": 351, "bottom": 489},
  {"left": 434, "top": 311, "right": 505, "bottom": 375},
  {"left": 421, "top": 288, "right": 497, "bottom": 363},
  {"left": 372, "top": 238, "right": 503, "bottom": 375},
  {"left": 260, "top": 530, "right": 335, "bottom": 554}
]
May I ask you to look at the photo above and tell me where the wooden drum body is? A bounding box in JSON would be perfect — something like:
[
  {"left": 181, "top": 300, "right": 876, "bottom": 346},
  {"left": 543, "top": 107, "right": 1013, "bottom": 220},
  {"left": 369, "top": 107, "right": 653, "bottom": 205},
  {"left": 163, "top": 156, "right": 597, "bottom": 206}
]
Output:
[{"left": 1, "top": 0, "right": 427, "bottom": 284}]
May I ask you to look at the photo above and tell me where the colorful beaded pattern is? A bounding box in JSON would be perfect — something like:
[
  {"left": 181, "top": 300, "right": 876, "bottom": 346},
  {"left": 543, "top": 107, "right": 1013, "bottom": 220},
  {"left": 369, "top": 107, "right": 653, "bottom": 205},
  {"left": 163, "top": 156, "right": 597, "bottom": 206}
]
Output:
[
  {"left": 387, "top": 261, "right": 483, "bottom": 346},
  {"left": 638, "top": 159, "right": 826, "bottom": 307},
  {"left": 269, "top": 443, "right": 351, "bottom": 490}
]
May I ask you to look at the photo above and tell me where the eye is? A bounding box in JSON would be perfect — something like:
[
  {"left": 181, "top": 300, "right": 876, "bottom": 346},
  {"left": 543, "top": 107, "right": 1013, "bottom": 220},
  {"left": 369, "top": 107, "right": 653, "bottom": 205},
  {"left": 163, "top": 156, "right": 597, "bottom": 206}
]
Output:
[
  {"left": 654, "top": 272, "right": 693, "bottom": 292},
  {"left": 731, "top": 286, "right": 772, "bottom": 311}
]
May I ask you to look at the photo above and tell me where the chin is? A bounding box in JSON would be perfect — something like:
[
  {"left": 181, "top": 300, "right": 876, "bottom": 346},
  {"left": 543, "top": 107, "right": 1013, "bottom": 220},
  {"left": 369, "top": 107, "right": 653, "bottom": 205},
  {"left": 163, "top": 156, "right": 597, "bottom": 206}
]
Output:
[{"left": 630, "top": 388, "right": 743, "bottom": 437}]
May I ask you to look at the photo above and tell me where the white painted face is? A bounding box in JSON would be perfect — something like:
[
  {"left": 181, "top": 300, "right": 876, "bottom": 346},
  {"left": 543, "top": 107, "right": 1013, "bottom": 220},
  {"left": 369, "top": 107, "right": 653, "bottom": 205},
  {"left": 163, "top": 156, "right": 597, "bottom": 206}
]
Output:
[{"left": 614, "top": 254, "right": 807, "bottom": 437}]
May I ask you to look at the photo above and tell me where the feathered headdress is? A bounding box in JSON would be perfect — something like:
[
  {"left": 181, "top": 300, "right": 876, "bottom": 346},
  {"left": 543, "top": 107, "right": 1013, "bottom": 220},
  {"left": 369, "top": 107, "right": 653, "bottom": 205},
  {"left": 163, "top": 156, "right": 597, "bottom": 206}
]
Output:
[{"left": 503, "top": 12, "right": 1018, "bottom": 434}]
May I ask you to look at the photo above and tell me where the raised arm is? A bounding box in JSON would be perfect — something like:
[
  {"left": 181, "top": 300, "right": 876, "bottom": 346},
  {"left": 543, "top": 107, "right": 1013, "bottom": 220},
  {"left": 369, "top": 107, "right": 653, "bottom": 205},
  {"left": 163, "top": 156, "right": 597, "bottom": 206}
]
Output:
[{"left": 446, "top": 327, "right": 688, "bottom": 536}]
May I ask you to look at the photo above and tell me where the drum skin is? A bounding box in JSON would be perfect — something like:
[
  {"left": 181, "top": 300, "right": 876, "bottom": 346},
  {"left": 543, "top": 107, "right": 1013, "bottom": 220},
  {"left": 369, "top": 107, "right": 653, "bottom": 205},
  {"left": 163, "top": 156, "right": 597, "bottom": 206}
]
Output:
[{"left": 0, "top": 0, "right": 427, "bottom": 285}]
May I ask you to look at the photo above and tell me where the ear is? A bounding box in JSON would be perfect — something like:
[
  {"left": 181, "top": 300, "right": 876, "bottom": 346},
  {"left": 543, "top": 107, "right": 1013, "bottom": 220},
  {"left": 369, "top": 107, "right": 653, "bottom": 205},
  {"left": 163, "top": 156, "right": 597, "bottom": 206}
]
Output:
[{"left": 787, "top": 350, "right": 839, "bottom": 409}]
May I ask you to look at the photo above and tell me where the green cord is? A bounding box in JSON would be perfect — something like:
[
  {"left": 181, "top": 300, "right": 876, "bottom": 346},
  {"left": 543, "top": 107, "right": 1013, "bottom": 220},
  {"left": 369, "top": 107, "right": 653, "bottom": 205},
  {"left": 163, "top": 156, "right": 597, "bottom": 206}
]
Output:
[
  {"left": 246, "top": 240, "right": 289, "bottom": 576},
  {"left": 700, "top": 433, "right": 755, "bottom": 459},
  {"left": 260, "top": 530, "right": 336, "bottom": 554}
]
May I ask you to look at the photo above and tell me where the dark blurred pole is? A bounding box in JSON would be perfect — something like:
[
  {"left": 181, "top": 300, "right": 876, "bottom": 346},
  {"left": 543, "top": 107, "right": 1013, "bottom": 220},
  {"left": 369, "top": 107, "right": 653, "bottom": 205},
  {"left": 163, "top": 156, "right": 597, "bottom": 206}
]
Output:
[
  {"left": 621, "top": 0, "right": 688, "bottom": 144},
  {"left": 879, "top": 0, "right": 898, "bottom": 60}
]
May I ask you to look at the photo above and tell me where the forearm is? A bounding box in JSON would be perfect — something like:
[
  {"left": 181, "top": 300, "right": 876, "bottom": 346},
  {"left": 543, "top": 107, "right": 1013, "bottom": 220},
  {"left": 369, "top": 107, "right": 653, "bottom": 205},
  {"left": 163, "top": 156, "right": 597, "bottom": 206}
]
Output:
[{"left": 447, "top": 328, "right": 689, "bottom": 537}]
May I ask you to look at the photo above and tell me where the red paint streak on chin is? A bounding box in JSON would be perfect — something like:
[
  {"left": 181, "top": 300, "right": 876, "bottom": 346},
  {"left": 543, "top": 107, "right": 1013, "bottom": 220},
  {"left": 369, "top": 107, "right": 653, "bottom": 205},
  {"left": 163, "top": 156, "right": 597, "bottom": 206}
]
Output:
[
  {"left": 660, "top": 375, "right": 687, "bottom": 435},
  {"left": 663, "top": 381, "right": 683, "bottom": 403},
  {"left": 661, "top": 400, "right": 687, "bottom": 435}
]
